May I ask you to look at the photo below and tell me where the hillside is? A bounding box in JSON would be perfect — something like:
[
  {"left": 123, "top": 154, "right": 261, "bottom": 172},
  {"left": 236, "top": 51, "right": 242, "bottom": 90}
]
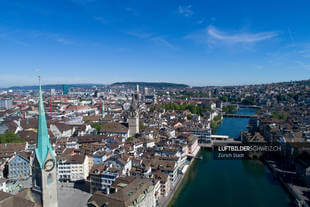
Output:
[{"left": 111, "top": 82, "right": 189, "bottom": 88}]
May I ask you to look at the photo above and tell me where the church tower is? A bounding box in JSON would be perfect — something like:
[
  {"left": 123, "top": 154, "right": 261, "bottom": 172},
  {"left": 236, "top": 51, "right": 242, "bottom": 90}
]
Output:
[
  {"left": 128, "top": 94, "right": 139, "bottom": 137},
  {"left": 32, "top": 76, "right": 58, "bottom": 207}
]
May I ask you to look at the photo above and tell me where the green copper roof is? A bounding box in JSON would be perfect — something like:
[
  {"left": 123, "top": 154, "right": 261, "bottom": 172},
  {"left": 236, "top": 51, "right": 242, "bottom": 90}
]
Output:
[{"left": 35, "top": 82, "right": 55, "bottom": 168}]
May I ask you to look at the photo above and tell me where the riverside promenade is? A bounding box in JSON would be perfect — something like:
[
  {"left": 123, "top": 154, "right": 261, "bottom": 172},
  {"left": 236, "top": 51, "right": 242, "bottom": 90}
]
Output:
[{"left": 265, "top": 160, "right": 310, "bottom": 207}]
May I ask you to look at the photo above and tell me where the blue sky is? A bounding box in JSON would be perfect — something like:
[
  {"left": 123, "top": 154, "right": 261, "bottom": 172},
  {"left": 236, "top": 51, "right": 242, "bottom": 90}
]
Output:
[{"left": 0, "top": 0, "right": 310, "bottom": 87}]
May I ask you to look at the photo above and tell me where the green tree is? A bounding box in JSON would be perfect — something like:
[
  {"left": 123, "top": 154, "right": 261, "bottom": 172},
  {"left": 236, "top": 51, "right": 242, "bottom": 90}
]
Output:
[
  {"left": 213, "top": 115, "right": 222, "bottom": 122},
  {"left": 91, "top": 122, "right": 101, "bottom": 134},
  {"left": 139, "top": 123, "right": 147, "bottom": 130},
  {"left": 210, "top": 120, "right": 218, "bottom": 132},
  {"left": 127, "top": 137, "right": 134, "bottom": 141},
  {"left": 220, "top": 96, "right": 229, "bottom": 102},
  {"left": 241, "top": 98, "right": 256, "bottom": 105},
  {"left": 187, "top": 114, "right": 193, "bottom": 120},
  {"left": 223, "top": 105, "right": 237, "bottom": 113},
  {"left": 0, "top": 131, "right": 25, "bottom": 144},
  {"left": 272, "top": 112, "right": 288, "bottom": 120}
]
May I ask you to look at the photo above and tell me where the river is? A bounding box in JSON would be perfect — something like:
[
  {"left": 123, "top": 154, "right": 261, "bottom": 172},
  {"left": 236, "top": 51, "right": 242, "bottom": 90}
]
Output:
[{"left": 170, "top": 108, "right": 293, "bottom": 207}]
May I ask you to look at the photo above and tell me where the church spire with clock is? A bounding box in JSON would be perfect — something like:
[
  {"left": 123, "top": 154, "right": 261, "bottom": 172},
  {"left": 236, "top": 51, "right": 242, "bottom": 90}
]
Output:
[{"left": 32, "top": 75, "right": 58, "bottom": 207}]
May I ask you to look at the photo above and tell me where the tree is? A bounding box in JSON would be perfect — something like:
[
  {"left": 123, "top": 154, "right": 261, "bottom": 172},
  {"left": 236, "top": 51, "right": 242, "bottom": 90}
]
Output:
[
  {"left": 220, "top": 96, "right": 229, "bottom": 102},
  {"left": 127, "top": 137, "right": 134, "bottom": 141},
  {"left": 213, "top": 115, "right": 222, "bottom": 122},
  {"left": 187, "top": 114, "right": 193, "bottom": 120},
  {"left": 139, "top": 123, "right": 147, "bottom": 130},
  {"left": 210, "top": 120, "right": 218, "bottom": 132},
  {"left": 91, "top": 123, "right": 101, "bottom": 134},
  {"left": 241, "top": 98, "right": 255, "bottom": 105},
  {"left": 0, "top": 131, "right": 25, "bottom": 144},
  {"left": 223, "top": 105, "right": 237, "bottom": 113},
  {"left": 272, "top": 112, "right": 288, "bottom": 120}
]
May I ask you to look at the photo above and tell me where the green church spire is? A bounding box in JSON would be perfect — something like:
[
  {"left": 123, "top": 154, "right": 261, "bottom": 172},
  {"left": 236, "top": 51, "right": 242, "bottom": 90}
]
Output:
[{"left": 35, "top": 75, "right": 55, "bottom": 168}]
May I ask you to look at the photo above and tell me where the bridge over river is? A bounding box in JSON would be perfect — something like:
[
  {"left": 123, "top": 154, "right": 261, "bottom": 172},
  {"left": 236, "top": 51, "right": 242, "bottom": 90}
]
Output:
[
  {"left": 223, "top": 114, "right": 258, "bottom": 118},
  {"left": 199, "top": 135, "right": 241, "bottom": 148},
  {"left": 171, "top": 107, "right": 292, "bottom": 207}
]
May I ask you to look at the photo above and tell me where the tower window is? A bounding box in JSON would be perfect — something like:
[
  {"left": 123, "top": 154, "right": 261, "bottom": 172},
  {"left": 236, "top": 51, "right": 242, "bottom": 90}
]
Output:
[{"left": 47, "top": 173, "right": 53, "bottom": 185}]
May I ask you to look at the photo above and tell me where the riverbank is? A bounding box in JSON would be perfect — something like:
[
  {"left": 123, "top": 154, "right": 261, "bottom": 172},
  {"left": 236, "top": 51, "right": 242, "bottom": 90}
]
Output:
[
  {"left": 264, "top": 160, "right": 310, "bottom": 207},
  {"left": 211, "top": 114, "right": 223, "bottom": 133},
  {"left": 169, "top": 108, "right": 292, "bottom": 207},
  {"left": 164, "top": 116, "right": 223, "bottom": 206},
  {"left": 166, "top": 151, "right": 201, "bottom": 207}
]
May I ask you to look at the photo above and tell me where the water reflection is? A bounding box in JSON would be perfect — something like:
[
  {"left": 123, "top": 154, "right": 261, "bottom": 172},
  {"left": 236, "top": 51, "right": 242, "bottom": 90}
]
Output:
[
  {"left": 241, "top": 160, "right": 265, "bottom": 178},
  {"left": 171, "top": 108, "right": 291, "bottom": 207}
]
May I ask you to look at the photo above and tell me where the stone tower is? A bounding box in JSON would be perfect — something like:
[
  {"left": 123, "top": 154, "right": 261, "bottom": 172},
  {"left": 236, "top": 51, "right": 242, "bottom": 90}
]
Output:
[
  {"left": 128, "top": 94, "right": 139, "bottom": 137},
  {"left": 32, "top": 76, "right": 58, "bottom": 207}
]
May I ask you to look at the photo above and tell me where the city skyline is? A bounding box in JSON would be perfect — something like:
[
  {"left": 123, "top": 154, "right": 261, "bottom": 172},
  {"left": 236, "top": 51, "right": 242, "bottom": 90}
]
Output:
[{"left": 1, "top": 0, "right": 310, "bottom": 87}]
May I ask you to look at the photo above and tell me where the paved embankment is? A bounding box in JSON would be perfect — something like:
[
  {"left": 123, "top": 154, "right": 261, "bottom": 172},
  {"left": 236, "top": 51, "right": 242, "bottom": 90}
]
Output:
[{"left": 265, "top": 160, "right": 310, "bottom": 207}]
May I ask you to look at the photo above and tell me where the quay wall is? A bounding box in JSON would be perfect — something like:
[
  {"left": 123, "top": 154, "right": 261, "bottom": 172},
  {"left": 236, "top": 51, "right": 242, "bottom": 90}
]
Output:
[{"left": 264, "top": 160, "right": 309, "bottom": 207}]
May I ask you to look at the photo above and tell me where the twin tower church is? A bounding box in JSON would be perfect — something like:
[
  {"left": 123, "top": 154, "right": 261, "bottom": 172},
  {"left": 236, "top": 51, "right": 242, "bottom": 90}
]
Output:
[{"left": 30, "top": 79, "right": 58, "bottom": 207}]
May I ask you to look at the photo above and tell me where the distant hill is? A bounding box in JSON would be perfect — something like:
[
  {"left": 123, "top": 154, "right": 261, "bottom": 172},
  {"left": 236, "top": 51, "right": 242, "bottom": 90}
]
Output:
[
  {"left": 4, "top": 84, "right": 105, "bottom": 90},
  {"left": 1, "top": 82, "right": 189, "bottom": 90},
  {"left": 111, "top": 82, "right": 189, "bottom": 88}
]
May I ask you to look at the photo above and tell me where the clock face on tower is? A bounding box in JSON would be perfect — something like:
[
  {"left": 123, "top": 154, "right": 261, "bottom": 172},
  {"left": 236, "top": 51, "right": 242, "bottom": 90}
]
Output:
[{"left": 44, "top": 159, "right": 55, "bottom": 172}]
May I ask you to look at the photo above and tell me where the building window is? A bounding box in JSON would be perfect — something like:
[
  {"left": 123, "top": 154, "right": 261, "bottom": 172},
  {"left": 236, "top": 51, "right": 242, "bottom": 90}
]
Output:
[{"left": 47, "top": 173, "right": 53, "bottom": 185}]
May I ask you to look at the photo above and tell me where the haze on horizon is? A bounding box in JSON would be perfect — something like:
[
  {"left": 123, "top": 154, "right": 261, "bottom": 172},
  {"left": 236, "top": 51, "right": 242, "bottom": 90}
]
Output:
[
  {"left": 2, "top": 79, "right": 310, "bottom": 90},
  {"left": 1, "top": 0, "right": 310, "bottom": 88}
]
